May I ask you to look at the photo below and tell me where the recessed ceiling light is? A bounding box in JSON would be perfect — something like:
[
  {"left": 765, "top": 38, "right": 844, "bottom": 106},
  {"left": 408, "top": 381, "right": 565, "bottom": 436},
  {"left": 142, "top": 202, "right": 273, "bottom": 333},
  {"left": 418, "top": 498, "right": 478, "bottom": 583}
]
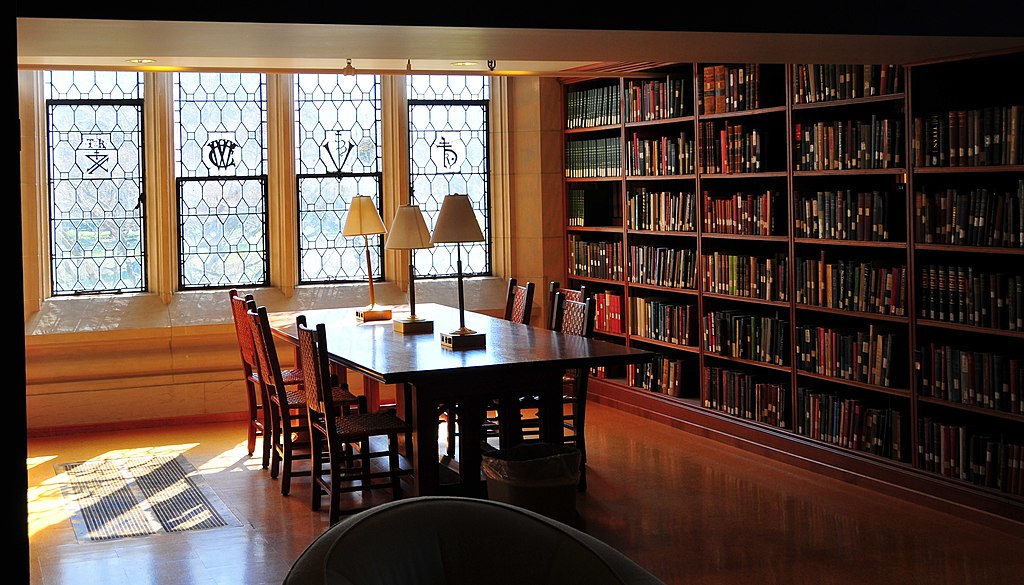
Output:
[
  {"left": 451, "top": 61, "right": 478, "bottom": 67},
  {"left": 127, "top": 58, "right": 155, "bottom": 64}
]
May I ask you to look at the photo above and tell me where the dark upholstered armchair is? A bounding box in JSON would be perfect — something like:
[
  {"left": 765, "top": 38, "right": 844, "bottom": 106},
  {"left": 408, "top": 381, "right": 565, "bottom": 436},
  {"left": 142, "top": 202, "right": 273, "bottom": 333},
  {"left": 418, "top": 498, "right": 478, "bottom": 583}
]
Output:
[{"left": 282, "top": 496, "right": 664, "bottom": 585}]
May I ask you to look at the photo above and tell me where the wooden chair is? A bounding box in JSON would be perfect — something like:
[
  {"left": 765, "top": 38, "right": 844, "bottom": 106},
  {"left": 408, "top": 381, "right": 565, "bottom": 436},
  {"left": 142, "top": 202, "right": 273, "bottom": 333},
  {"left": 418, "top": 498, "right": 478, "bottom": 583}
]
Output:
[
  {"left": 229, "top": 290, "right": 307, "bottom": 469},
  {"left": 545, "top": 281, "right": 587, "bottom": 330},
  {"left": 296, "top": 315, "right": 412, "bottom": 524},
  {"left": 521, "top": 290, "right": 596, "bottom": 491},
  {"left": 247, "top": 304, "right": 363, "bottom": 496},
  {"left": 444, "top": 278, "right": 536, "bottom": 457}
]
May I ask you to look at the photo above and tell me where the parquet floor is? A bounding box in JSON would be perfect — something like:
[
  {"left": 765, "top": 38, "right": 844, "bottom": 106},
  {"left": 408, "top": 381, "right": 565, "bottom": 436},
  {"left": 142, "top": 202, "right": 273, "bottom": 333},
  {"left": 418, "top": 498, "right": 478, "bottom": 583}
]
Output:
[{"left": 27, "top": 401, "right": 1024, "bottom": 584}]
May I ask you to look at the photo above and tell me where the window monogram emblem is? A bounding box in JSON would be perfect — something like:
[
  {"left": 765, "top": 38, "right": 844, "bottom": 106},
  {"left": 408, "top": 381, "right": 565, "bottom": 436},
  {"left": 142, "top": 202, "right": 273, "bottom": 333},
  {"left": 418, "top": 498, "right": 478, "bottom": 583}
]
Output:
[
  {"left": 430, "top": 133, "right": 465, "bottom": 175},
  {"left": 204, "top": 133, "right": 239, "bottom": 172},
  {"left": 321, "top": 131, "right": 377, "bottom": 174},
  {"left": 76, "top": 133, "right": 116, "bottom": 178}
]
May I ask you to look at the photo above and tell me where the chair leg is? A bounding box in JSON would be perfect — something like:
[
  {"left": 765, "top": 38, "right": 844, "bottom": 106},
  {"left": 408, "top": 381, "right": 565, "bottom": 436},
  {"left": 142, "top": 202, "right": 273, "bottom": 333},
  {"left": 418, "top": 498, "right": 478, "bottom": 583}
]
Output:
[
  {"left": 246, "top": 381, "right": 259, "bottom": 457},
  {"left": 310, "top": 431, "right": 323, "bottom": 511},
  {"left": 389, "top": 433, "right": 402, "bottom": 499}
]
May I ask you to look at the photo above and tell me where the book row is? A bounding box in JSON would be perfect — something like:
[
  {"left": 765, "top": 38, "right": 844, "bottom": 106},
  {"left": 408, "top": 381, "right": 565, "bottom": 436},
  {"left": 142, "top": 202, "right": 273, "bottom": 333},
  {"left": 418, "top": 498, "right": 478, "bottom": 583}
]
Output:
[
  {"left": 628, "top": 356, "right": 686, "bottom": 397},
  {"left": 791, "top": 64, "right": 903, "bottom": 104},
  {"left": 913, "top": 183, "right": 1024, "bottom": 248},
  {"left": 628, "top": 245, "right": 697, "bottom": 289},
  {"left": 626, "top": 188, "right": 698, "bottom": 232},
  {"left": 795, "top": 324, "right": 899, "bottom": 388},
  {"left": 565, "top": 84, "right": 621, "bottom": 129},
  {"left": 918, "top": 265, "right": 1022, "bottom": 331},
  {"left": 703, "top": 190, "right": 781, "bottom": 236},
  {"left": 793, "top": 189, "right": 895, "bottom": 242},
  {"left": 698, "top": 121, "right": 764, "bottom": 174},
  {"left": 629, "top": 297, "right": 697, "bottom": 346},
  {"left": 626, "top": 131, "right": 695, "bottom": 176},
  {"left": 793, "top": 255, "right": 907, "bottom": 316},
  {"left": 624, "top": 77, "right": 688, "bottom": 123},
  {"left": 568, "top": 237, "right": 622, "bottom": 280},
  {"left": 593, "top": 291, "right": 624, "bottom": 334},
  {"left": 702, "top": 366, "right": 788, "bottom": 427},
  {"left": 704, "top": 310, "right": 788, "bottom": 366},
  {"left": 913, "top": 105, "right": 1023, "bottom": 167},
  {"left": 793, "top": 116, "right": 904, "bottom": 171},
  {"left": 564, "top": 136, "right": 621, "bottom": 178},
  {"left": 702, "top": 252, "right": 789, "bottom": 301},
  {"left": 918, "top": 419, "right": 1024, "bottom": 496},
  {"left": 915, "top": 343, "right": 1023, "bottom": 414},
  {"left": 795, "top": 387, "right": 907, "bottom": 461},
  {"left": 700, "top": 64, "right": 763, "bottom": 115}
]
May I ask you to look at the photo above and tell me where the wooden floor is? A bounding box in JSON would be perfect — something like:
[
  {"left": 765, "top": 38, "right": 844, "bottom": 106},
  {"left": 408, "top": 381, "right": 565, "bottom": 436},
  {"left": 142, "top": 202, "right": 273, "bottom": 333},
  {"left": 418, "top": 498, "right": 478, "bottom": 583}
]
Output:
[{"left": 27, "top": 401, "right": 1024, "bottom": 585}]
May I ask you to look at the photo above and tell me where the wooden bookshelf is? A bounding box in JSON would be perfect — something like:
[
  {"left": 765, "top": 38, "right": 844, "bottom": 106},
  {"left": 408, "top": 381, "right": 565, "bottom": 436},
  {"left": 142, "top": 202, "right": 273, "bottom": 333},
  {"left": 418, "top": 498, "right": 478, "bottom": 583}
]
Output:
[{"left": 559, "top": 49, "right": 1024, "bottom": 524}]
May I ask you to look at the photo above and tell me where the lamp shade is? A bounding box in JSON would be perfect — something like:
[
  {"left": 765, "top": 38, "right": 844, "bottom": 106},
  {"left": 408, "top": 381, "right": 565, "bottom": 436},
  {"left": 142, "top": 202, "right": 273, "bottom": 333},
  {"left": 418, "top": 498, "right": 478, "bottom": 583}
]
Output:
[
  {"left": 385, "top": 205, "right": 434, "bottom": 250},
  {"left": 342, "top": 195, "right": 387, "bottom": 237},
  {"left": 430, "top": 194, "right": 484, "bottom": 244}
]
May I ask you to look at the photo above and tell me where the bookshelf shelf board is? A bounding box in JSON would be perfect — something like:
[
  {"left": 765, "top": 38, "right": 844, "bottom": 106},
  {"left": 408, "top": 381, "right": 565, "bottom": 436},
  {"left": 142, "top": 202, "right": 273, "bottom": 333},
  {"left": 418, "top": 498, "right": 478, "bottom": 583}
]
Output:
[
  {"left": 627, "top": 282, "right": 698, "bottom": 296},
  {"left": 795, "top": 304, "right": 909, "bottom": 323},
  {"left": 918, "top": 396, "right": 1024, "bottom": 423},
  {"left": 703, "top": 292, "right": 791, "bottom": 308},
  {"left": 703, "top": 352, "right": 790, "bottom": 372},
  {"left": 568, "top": 275, "right": 624, "bottom": 287},
  {"left": 790, "top": 93, "right": 906, "bottom": 110},
  {"left": 795, "top": 370, "right": 910, "bottom": 397},
  {"left": 627, "top": 229, "right": 697, "bottom": 238},
  {"left": 702, "top": 233, "right": 789, "bottom": 243},
  {"left": 565, "top": 176, "right": 623, "bottom": 184},
  {"left": 912, "top": 164, "right": 1024, "bottom": 175},
  {"left": 915, "top": 319, "right": 1024, "bottom": 339},
  {"left": 792, "top": 168, "right": 907, "bottom": 178},
  {"left": 698, "top": 105, "right": 788, "bottom": 119},
  {"left": 914, "top": 243, "right": 1024, "bottom": 255},
  {"left": 629, "top": 335, "right": 700, "bottom": 353},
  {"left": 699, "top": 171, "right": 789, "bottom": 180},
  {"left": 626, "top": 173, "right": 697, "bottom": 181},
  {"left": 567, "top": 225, "right": 624, "bottom": 234},
  {"left": 625, "top": 115, "right": 695, "bottom": 128},
  {"left": 565, "top": 123, "right": 621, "bottom": 135},
  {"left": 793, "top": 238, "right": 906, "bottom": 249}
]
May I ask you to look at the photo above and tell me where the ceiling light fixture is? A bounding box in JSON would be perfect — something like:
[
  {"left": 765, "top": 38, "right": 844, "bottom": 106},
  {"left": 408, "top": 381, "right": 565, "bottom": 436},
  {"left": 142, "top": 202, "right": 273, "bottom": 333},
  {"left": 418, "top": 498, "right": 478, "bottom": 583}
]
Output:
[
  {"left": 450, "top": 61, "right": 478, "bottom": 67},
  {"left": 127, "top": 58, "right": 155, "bottom": 64},
  {"left": 342, "top": 59, "right": 356, "bottom": 75}
]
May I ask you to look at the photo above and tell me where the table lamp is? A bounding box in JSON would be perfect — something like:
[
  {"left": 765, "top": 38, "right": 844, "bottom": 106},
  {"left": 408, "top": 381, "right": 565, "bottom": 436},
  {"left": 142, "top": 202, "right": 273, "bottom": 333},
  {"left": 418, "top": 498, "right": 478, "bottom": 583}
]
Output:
[
  {"left": 430, "top": 193, "right": 486, "bottom": 349},
  {"left": 385, "top": 204, "right": 434, "bottom": 334},
  {"left": 343, "top": 195, "right": 391, "bottom": 322}
]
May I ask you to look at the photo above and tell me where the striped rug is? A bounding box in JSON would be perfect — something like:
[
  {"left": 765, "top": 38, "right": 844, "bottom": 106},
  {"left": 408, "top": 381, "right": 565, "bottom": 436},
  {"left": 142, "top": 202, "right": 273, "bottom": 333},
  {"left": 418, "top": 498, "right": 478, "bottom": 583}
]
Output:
[{"left": 56, "top": 454, "right": 242, "bottom": 542}]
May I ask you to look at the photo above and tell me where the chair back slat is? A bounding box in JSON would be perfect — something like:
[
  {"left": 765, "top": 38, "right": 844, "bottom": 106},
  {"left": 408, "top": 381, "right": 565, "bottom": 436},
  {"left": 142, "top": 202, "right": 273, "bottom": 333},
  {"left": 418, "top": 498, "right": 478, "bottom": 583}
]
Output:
[
  {"left": 296, "top": 316, "right": 326, "bottom": 415},
  {"left": 554, "top": 292, "right": 596, "bottom": 339},
  {"left": 546, "top": 281, "right": 587, "bottom": 330},
  {"left": 229, "top": 289, "right": 258, "bottom": 369},
  {"left": 504, "top": 278, "right": 536, "bottom": 325},
  {"left": 247, "top": 305, "right": 286, "bottom": 392}
]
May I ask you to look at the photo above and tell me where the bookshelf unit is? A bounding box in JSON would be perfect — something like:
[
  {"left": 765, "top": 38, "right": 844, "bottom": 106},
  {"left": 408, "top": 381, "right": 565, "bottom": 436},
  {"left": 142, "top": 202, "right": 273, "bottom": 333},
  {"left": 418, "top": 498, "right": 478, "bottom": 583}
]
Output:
[{"left": 559, "top": 49, "right": 1024, "bottom": 525}]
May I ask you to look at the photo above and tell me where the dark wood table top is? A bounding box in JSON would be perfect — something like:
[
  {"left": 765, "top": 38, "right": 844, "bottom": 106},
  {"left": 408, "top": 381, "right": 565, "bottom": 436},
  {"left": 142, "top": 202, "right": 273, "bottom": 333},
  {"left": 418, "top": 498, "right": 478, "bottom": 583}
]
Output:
[{"left": 269, "top": 303, "right": 653, "bottom": 385}]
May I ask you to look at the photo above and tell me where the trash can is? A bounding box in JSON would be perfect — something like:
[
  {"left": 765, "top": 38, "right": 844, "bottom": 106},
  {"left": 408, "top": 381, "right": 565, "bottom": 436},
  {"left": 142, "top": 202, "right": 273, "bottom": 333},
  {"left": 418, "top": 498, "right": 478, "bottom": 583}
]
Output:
[{"left": 482, "top": 443, "right": 581, "bottom": 524}]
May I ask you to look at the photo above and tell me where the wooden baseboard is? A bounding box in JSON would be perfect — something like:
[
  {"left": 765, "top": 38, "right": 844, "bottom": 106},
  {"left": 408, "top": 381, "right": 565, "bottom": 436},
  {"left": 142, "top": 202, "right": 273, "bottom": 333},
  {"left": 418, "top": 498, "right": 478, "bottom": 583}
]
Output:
[{"left": 588, "top": 378, "right": 1024, "bottom": 538}]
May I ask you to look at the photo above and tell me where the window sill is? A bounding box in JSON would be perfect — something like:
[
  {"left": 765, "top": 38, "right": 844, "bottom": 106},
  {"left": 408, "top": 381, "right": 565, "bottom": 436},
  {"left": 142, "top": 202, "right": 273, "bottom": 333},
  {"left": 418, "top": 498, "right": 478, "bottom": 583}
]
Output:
[{"left": 24, "top": 276, "right": 509, "bottom": 337}]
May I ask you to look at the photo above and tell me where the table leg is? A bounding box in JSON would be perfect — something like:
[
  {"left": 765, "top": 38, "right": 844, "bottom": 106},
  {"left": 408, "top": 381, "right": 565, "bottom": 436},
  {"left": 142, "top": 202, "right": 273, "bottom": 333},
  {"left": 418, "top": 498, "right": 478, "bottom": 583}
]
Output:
[
  {"left": 537, "top": 374, "right": 563, "bottom": 445},
  {"left": 361, "top": 376, "right": 381, "bottom": 413},
  {"left": 409, "top": 383, "right": 438, "bottom": 496},
  {"left": 455, "top": 396, "right": 486, "bottom": 492}
]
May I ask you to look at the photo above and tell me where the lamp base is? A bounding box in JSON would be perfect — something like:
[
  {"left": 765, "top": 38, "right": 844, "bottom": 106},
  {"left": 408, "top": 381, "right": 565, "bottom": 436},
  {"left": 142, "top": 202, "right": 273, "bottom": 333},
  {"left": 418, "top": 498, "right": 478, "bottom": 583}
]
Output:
[
  {"left": 393, "top": 317, "right": 433, "bottom": 334},
  {"left": 441, "top": 330, "right": 486, "bottom": 350},
  {"left": 356, "top": 307, "right": 392, "bottom": 322}
]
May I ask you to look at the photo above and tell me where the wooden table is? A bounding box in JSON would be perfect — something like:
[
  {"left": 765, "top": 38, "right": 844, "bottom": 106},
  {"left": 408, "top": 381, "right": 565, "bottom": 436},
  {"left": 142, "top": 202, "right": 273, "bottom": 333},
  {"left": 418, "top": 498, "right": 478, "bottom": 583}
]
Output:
[{"left": 269, "top": 303, "right": 652, "bottom": 497}]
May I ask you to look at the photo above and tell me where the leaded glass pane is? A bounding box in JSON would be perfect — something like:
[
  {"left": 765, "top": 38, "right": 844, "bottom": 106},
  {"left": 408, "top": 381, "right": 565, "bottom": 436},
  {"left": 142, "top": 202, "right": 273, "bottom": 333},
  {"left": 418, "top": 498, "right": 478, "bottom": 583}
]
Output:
[
  {"left": 46, "top": 70, "right": 146, "bottom": 295},
  {"left": 408, "top": 76, "right": 490, "bottom": 277},
  {"left": 295, "top": 74, "right": 383, "bottom": 283},
  {"left": 175, "top": 72, "right": 268, "bottom": 289}
]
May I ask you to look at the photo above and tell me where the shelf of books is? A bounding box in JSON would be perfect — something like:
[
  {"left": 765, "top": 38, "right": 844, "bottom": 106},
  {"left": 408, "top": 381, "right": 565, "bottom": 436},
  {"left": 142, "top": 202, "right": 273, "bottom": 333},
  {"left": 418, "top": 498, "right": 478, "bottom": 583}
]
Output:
[{"left": 559, "top": 50, "right": 1024, "bottom": 523}]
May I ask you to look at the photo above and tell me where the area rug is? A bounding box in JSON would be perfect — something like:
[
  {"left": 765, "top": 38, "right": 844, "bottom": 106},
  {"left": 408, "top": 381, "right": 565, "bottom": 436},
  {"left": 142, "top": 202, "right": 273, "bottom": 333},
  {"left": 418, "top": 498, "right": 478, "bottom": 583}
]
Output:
[{"left": 55, "top": 454, "right": 242, "bottom": 542}]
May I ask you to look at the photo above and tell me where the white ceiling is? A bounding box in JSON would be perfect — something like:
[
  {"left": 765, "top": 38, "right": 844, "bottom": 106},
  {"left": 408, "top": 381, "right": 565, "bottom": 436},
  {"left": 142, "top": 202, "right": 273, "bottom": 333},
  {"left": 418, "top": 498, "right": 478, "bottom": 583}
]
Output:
[{"left": 17, "top": 17, "right": 1024, "bottom": 76}]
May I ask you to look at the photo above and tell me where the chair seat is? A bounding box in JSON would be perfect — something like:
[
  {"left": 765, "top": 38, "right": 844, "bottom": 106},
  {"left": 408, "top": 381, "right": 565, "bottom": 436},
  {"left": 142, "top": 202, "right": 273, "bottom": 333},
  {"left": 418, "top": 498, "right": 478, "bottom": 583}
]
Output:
[{"left": 331, "top": 411, "right": 410, "bottom": 440}]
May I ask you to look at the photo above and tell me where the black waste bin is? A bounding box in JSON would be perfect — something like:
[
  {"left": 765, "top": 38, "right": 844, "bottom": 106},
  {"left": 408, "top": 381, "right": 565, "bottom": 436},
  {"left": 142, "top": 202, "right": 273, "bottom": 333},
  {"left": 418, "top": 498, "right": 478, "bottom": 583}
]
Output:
[{"left": 482, "top": 443, "right": 581, "bottom": 525}]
